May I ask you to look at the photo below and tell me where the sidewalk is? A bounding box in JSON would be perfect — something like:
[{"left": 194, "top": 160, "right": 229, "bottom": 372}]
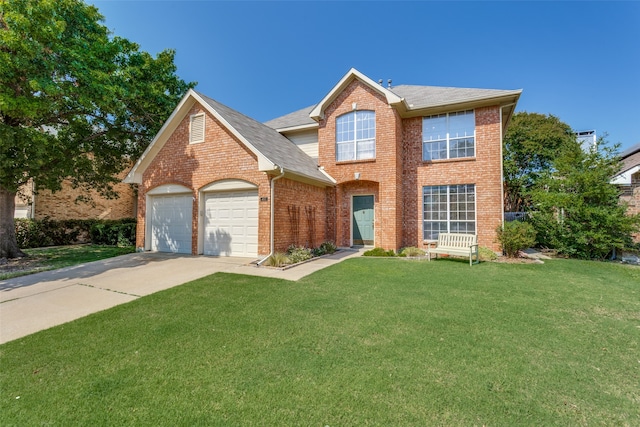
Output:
[{"left": 0, "top": 249, "right": 362, "bottom": 344}]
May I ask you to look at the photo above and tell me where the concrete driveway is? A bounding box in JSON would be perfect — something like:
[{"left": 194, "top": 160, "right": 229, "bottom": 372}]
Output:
[{"left": 0, "top": 249, "right": 361, "bottom": 344}]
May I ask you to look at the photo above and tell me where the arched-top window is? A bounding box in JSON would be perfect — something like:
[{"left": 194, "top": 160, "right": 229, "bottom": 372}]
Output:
[{"left": 336, "top": 110, "right": 376, "bottom": 161}]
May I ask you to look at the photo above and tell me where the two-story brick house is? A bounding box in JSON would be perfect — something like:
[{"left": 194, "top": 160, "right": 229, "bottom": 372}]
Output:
[{"left": 125, "top": 68, "right": 521, "bottom": 257}]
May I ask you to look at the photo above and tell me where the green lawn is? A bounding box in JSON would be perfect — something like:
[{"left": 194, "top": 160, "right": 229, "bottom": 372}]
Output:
[
  {"left": 0, "top": 245, "right": 135, "bottom": 280},
  {"left": 1, "top": 258, "right": 638, "bottom": 425}
]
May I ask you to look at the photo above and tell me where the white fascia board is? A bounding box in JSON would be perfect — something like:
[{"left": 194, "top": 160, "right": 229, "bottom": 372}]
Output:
[
  {"left": 318, "top": 166, "right": 337, "bottom": 184},
  {"left": 274, "top": 123, "right": 319, "bottom": 133},
  {"left": 279, "top": 168, "right": 336, "bottom": 188},
  {"left": 611, "top": 165, "right": 640, "bottom": 185},
  {"left": 124, "top": 89, "right": 199, "bottom": 183},
  {"left": 309, "top": 68, "right": 405, "bottom": 121},
  {"left": 190, "top": 91, "right": 276, "bottom": 172}
]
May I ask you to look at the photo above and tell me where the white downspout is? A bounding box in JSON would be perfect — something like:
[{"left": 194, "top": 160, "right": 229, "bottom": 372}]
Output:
[{"left": 257, "top": 166, "right": 285, "bottom": 265}]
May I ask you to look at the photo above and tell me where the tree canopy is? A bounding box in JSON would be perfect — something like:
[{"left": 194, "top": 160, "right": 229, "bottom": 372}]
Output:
[
  {"left": 503, "top": 112, "right": 579, "bottom": 212},
  {"left": 528, "top": 138, "right": 640, "bottom": 260},
  {"left": 0, "top": 0, "right": 195, "bottom": 258}
]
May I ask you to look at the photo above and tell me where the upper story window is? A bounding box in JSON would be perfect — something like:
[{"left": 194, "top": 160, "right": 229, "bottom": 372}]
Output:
[
  {"left": 189, "top": 113, "right": 205, "bottom": 144},
  {"left": 423, "top": 110, "right": 475, "bottom": 161},
  {"left": 336, "top": 110, "right": 375, "bottom": 161}
]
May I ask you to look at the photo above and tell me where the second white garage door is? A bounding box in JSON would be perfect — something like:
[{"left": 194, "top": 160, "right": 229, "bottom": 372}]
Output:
[{"left": 204, "top": 190, "right": 259, "bottom": 257}]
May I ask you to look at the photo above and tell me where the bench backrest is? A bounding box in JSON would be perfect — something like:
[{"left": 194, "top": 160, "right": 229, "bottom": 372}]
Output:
[{"left": 437, "top": 233, "right": 477, "bottom": 248}]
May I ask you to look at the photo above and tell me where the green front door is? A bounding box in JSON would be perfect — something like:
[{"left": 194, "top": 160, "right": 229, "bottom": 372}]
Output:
[{"left": 353, "top": 195, "right": 374, "bottom": 246}]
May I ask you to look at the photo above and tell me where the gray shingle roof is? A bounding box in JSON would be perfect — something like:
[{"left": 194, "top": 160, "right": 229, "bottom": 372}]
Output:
[
  {"left": 265, "top": 85, "right": 522, "bottom": 130},
  {"left": 196, "top": 92, "right": 331, "bottom": 184},
  {"left": 619, "top": 142, "right": 640, "bottom": 174},
  {"left": 390, "top": 85, "right": 522, "bottom": 110},
  {"left": 264, "top": 104, "right": 317, "bottom": 130}
]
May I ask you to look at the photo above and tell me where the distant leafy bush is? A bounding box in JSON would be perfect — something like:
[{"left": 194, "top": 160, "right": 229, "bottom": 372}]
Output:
[
  {"left": 479, "top": 246, "right": 499, "bottom": 261},
  {"left": 363, "top": 247, "right": 396, "bottom": 257},
  {"left": 287, "top": 246, "right": 313, "bottom": 264},
  {"left": 400, "top": 247, "right": 426, "bottom": 257},
  {"left": 496, "top": 221, "right": 536, "bottom": 258},
  {"left": 312, "top": 241, "right": 337, "bottom": 257},
  {"left": 15, "top": 218, "right": 135, "bottom": 249},
  {"left": 89, "top": 219, "right": 136, "bottom": 246}
]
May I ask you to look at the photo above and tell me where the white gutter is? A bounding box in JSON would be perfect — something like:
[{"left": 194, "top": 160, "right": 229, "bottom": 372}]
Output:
[{"left": 257, "top": 166, "right": 285, "bottom": 265}]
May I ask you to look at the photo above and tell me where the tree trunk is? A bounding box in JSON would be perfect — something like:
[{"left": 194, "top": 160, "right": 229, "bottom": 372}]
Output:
[{"left": 0, "top": 186, "right": 26, "bottom": 259}]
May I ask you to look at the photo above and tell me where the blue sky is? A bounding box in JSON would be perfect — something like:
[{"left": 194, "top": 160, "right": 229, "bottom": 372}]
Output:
[{"left": 89, "top": 1, "right": 640, "bottom": 152}]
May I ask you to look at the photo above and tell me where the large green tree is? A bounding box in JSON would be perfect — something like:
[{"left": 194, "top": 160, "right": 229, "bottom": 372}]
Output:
[
  {"left": 503, "top": 112, "right": 579, "bottom": 212},
  {"left": 0, "top": 0, "right": 194, "bottom": 258},
  {"left": 528, "top": 138, "right": 640, "bottom": 260}
]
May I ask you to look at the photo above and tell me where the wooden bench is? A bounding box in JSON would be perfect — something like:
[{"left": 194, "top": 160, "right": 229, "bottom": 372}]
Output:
[{"left": 426, "top": 233, "right": 479, "bottom": 266}]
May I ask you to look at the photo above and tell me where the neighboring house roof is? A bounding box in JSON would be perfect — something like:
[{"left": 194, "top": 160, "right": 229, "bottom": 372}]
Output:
[
  {"left": 125, "top": 89, "right": 334, "bottom": 186},
  {"left": 265, "top": 68, "right": 522, "bottom": 132},
  {"left": 620, "top": 142, "right": 640, "bottom": 170},
  {"left": 611, "top": 142, "right": 640, "bottom": 185}
]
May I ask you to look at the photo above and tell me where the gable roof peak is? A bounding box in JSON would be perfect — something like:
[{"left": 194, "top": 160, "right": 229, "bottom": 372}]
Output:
[{"left": 309, "top": 68, "right": 405, "bottom": 121}]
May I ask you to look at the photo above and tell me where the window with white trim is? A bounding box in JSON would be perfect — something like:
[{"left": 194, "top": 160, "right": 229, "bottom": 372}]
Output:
[
  {"left": 336, "top": 110, "right": 375, "bottom": 161},
  {"left": 423, "top": 184, "right": 476, "bottom": 240},
  {"left": 189, "top": 113, "right": 205, "bottom": 144},
  {"left": 423, "top": 110, "right": 475, "bottom": 161}
]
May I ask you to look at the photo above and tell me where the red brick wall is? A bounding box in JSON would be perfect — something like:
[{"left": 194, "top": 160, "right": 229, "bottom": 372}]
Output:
[
  {"left": 138, "top": 103, "right": 271, "bottom": 255},
  {"left": 620, "top": 170, "right": 640, "bottom": 242},
  {"left": 272, "top": 178, "right": 328, "bottom": 251},
  {"left": 318, "top": 80, "right": 403, "bottom": 249},
  {"left": 139, "top": 92, "right": 506, "bottom": 254},
  {"left": 401, "top": 106, "right": 504, "bottom": 251},
  {"left": 34, "top": 174, "right": 136, "bottom": 221},
  {"left": 316, "top": 79, "right": 503, "bottom": 251}
]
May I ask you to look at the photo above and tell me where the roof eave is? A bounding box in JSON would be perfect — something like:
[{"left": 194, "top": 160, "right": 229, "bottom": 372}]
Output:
[
  {"left": 193, "top": 92, "right": 277, "bottom": 170},
  {"left": 263, "top": 167, "right": 336, "bottom": 188},
  {"left": 399, "top": 90, "right": 523, "bottom": 118},
  {"left": 124, "top": 90, "right": 199, "bottom": 184},
  {"left": 273, "top": 122, "right": 319, "bottom": 133},
  {"left": 124, "top": 89, "right": 278, "bottom": 184}
]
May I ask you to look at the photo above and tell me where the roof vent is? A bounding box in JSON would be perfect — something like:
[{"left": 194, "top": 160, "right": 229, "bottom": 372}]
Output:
[
  {"left": 378, "top": 79, "right": 383, "bottom": 86},
  {"left": 387, "top": 79, "right": 392, "bottom": 89}
]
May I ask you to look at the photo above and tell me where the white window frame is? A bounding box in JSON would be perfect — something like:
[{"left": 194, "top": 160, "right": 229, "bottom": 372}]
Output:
[
  {"left": 423, "top": 184, "right": 476, "bottom": 240},
  {"left": 336, "top": 110, "right": 376, "bottom": 162},
  {"left": 189, "top": 113, "right": 205, "bottom": 144},
  {"left": 423, "top": 110, "right": 475, "bottom": 161}
]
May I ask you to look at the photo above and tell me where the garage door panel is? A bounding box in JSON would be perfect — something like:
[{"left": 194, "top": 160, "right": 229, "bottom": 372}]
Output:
[
  {"left": 246, "top": 208, "right": 258, "bottom": 219},
  {"left": 204, "top": 190, "right": 258, "bottom": 257},
  {"left": 150, "top": 195, "right": 192, "bottom": 254}
]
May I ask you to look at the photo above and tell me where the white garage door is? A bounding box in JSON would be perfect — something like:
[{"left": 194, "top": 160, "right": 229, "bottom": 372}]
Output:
[
  {"left": 150, "top": 195, "right": 192, "bottom": 254},
  {"left": 204, "top": 190, "right": 258, "bottom": 257}
]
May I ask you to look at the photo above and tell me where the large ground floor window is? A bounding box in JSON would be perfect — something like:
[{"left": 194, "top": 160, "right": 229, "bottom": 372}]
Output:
[{"left": 423, "top": 184, "right": 476, "bottom": 240}]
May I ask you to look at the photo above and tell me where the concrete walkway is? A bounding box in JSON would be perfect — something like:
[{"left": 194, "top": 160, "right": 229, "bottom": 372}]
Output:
[{"left": 0, "top": 249, "right": 362, "bottom": 344}]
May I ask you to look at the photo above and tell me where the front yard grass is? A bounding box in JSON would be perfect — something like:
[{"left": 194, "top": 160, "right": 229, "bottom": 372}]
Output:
[
  {"left": 1, "top": 258, "right": 638, "bottom": 425},
  {"left": 0, "top": 245, "right": 135, "bottom": 280}
]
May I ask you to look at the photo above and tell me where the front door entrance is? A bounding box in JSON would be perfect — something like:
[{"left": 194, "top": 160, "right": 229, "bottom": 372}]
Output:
[{"left": 352, "top": 195, "right": 374, "bottom": 246}]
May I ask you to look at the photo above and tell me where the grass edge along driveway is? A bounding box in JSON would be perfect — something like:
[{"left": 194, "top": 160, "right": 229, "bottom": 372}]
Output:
[
  {"left": 1, "top": 258, "right": 638, "bottom": 426},
  {"left": 0, "top": 245, "right": 135, "bottom": 280}
]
